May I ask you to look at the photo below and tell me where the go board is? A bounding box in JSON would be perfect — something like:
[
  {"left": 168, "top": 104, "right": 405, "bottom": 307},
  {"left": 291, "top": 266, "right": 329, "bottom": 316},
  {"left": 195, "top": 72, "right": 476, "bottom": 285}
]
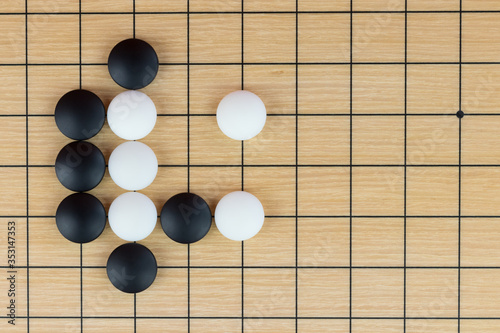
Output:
[{"left": 2, "top": 0, "right": 500, "bottom": 332}]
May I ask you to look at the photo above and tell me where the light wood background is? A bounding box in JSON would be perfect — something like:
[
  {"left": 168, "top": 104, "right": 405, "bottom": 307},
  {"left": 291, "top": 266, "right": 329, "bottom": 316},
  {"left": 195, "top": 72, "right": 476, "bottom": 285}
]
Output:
[{"left": 2, "top": 0, "right": 500, "bottom": 332}]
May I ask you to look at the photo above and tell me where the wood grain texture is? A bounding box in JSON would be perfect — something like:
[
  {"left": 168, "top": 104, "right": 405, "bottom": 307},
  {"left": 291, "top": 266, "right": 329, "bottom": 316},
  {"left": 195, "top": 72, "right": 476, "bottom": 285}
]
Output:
[{"left": 0, "top": 1, "right": 500, "bottom": 332}]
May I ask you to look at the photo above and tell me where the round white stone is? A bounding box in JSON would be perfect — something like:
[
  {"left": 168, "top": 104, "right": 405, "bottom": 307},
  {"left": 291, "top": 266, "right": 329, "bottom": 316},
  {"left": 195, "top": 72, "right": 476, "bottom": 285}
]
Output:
[
  {"left": 216, "top": 90, "right": 266, "bottom": 140},
  {"left": 108, "top": 141, "right": 158, "bottom": 191},
  {"left": 107, "top": 90, "right": 157, "bottom": 140},
  {"left": 214, "top": 191, "right": 265, "bottom": 241},
  {"left": 109, "top": 192, "right": 157, "bottom": 242}
]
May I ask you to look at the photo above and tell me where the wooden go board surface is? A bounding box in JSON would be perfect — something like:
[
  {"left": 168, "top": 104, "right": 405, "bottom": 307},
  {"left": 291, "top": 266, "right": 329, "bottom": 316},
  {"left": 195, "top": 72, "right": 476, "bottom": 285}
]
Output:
[{"left": 2, "top": 0, "right": 500, "bottom": 332}]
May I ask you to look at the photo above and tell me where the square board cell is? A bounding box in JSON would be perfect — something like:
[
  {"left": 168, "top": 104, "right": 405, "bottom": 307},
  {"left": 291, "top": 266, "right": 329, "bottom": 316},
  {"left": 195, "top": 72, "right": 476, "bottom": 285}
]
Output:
[
  {"left": 189, "top": 0, "right": 240, "bottom": 12},
  {"left": 245, "top": 166, "right": 296, "bottom": 216},
  {"left": 0, "top": 268, "right": 27, "bottom": 317},
  {"left": 189, "top": 14, "right": 241, "bottom": 63},
  {"left": 189, "top": 221, "right": 242, "bottom": 267},
  {"left": 298, "top": 319, "right": 350, "bottom": 333},
  {"left": 28, "top": 14, "right": 79, "bottom": 64},
  {"left": 298, "top": 218, "right": 350, "bottom": 267},
  {"left": 352, "top": 218, "right": 404, "bottom": 267},
  {"left": 189, "top": 65, "right": 241, "bottom": 115},
  {"left": 406, "top": 218, "right": 458, "bottom": 267},
  {"left": 244, "top": 14, "right": 296, "bottom": 63},
  {"left": 244, "top": 0, "right": 296, "bottom": 11},
  {"left": 463, "top": 13, "right": 500, "bottom": 62},
  {"left": 140, "top": 223, "right": 188, "bottom": 267},
  {"left": 244, "top": 65, "right": 296, "bottom": 114},
  {"left": 30, "top": 319, "right": 79, "bottom": 333},
  {"left": 82, "top": 224, "right": 132, "bottom": 267},
  {"left": 0, "top": 66, "right": 25, "bottom": 115},
  {"left": 462, "top": 64, "right": 500, "bottom": 114},
  {"left": 0, "top": 15, "right": 25, "bottom": 64},
  {"left": 244, "top": 319, "right": 296, "bottom": 333},
  {"left": 298, "top": 167, "right": 350, "bottom": 216},
  {"left": 406, "top": 167, "right": 459, "bottom": 216},
  {"left": 0, "top": 168, "right": 26, "bottom": 216},
  {"left": 29, "top": 217, "right": 80, "bottom": 267},
  {"left": 139, "top": 167, "right": 189, "bottom": 211},
  {"left": 136, "top": 14, "right": 187, "bottom": 64},
  {"left": 136, "top": 268, "right": 188, "bottom": 317},
  {"left": 407, "top": 13, "right": 460, "bottom": 63},
  {"left": 298, "top": 269, "right": 350, "bottom": 318},
  {"left": 407, "top": 65, "right": 459, "bottom": 114},
  {"left": 298, "top": 116, "right": 350, "bottom": 165},
  {"left": 136, "top": 319, "right": 188, "bottom": 333},
  {"left": 30, "top": 268, "right": 80, "bottom": 317},
  {"left": 298, "top": 14, "right": 350, "bottom": 63},
  {"left": 190, "top": 268, "right": 241, "bottom": 317},
  {"left": 190, "top": 115, "right": 241, "bottom": 165},
  {"left": 244, "top": 217, "right": 296, "bottom": 267},
  {"left": 407, "top": 0, "right": 459, "bottom": 11},
  {"left": 406, "top": 319, "right": 458, "bottom": 333},
  {"left": 462, "top": 116, "right": 500, "bottom": 165},
  {"left": 461, "top": 320, "right": 500, "bottom": 333},
  {"left": 462, "top": 218, "right": 500, "bottom": 267},
  {"left": 142, "top": 116, "right": 187, "bottom": 166},
  {"left": 463, "top": 0, "right": 500, "bottom": 11},
  {"left": 190, "top": 319, "right": 240, "bottom": 333},
  {"left": 352, "top": 13, "right": 405, "bottom": 63},
  {"left": 406, "top": 269, "right": 459, "bottom": 318},
  {"left": 28, "top": 65, "right": 79, "bottom": 115},
  {"left": 81, "top": 65, "right": 128, "bottom": 108},
  {"left": 82, "top": 14, "right": 133, "bottom": 63},
  {"left": 135, "top": 0, "right": 187, "bottom": 12},
  {"left": 298, "top": 65, "right": 350, "bottom": 114},
  {"left": 461, "top": 269, "right": 500, "bottom": 317},
  {"left": 82, "top": 0, "right": 132, "bottom": 12},
  {"left": 243, "top": 268, "right": 296, "bottom": 317},
  {"left": 462, "top": 167, "right": 500, "bottom": 216},
  {"left": 353, "top": 0, "right": 405, "bottom": 11},
  {"left": 298, "top": 0, "right": 350, "bottom": 11},
  {"left": 0, "top": 0, "right": 24, "bottom": 13},
  {"left": 244, "top": 115, "right": 296, "bottom": 165},
  {"left": 83, "top": 319, "right": 134, "bottom": 333},
  {"left": 83, "top": 268, "right": 134, "bottom": 317},
  {"left": 407, "top": 115, "right": 459, "bottom": 165},
  {"left": 352, "top": 115, "right": 405, "bottom": 165},
  {"left": 28, "top": 0, "right": 79, "bottom": 12},
  {"left": 0, "top": 117, "right": 25, "bottom": 165},
  {"left": 352, "top": 320, "right": 404, "bottom": 333},
  {"left": 352, "top": 65, "right": 405, "bottom": 114},
  {"left": 352, "top": 269, "right": 404, "bottom": 317},
  {"left": 352, "top": 167, "right": 404, "bottom": 216},
  {"left": 28, "top": 116, "right": 72, "bottom": 165}
]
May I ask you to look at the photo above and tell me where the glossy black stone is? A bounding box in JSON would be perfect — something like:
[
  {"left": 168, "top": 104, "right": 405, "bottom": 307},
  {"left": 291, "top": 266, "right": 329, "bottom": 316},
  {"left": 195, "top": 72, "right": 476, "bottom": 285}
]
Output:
[
  {"left": 107, "top": 243, "right": 157, "bottom": 293},
  {"left": 108, "top": 38, "right": 159, "bottom": 90},
  {"left": 160, "top": 192, "right": 212, "bottom": 244},
  {"left": 55, "top": 141, "right": 106, "bottom": 192},
  {"left": 56, "top": 193, "right": 106, "bottom": 243},
  {"left": 55, "top": 89, "right": 105, "bottom": 140}
]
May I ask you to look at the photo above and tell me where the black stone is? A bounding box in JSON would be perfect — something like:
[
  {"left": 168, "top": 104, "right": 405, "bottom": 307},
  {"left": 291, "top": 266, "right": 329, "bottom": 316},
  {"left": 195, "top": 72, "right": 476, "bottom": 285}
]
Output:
[
  {"left": 108, "top": 38, "right": 159, "bottom": 90},
  {"left": 457, "top": 110, "right": 465, "bottom": 119},
  {"left": 55, "top": 89, "right": 105, "bottom": 140},
  {"left": 160, "top": 193, "right": 212, "bottom": 244},
  {"left": 55, "top": 141, "right": 106, "bottom": 192},
  {"left": 107, "top": 243, "right": 157, "bottom": 293},
  {"left": 56, "top": 193, "right": 106, "bottom": 243}
]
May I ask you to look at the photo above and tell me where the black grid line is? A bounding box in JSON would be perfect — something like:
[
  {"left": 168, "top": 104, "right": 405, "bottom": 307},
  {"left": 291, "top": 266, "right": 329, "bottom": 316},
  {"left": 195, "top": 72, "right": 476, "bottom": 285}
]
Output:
[
  {"left": 295, "top": 0, "right": 299, "bottom": 332},
  {"left": 4, "top": 9, "right": 500, "bottom": 15},
  {"left": 186, "top": 1, "right": 191, "bottom": 332},
  {"left": 349, "top": 1, "right": 353, "bottom": 331},
  {"left": 241, "top": 2, "right": 245, "bottom": 331},
  {"left": 403, "top": 1, "right": 408, "bottom": 332},
  {"left": 458, "top": 1, "right": 463, "bottom": 331},
  {"left": 25, "top": 0, "right": 30, "bottom": 331}
]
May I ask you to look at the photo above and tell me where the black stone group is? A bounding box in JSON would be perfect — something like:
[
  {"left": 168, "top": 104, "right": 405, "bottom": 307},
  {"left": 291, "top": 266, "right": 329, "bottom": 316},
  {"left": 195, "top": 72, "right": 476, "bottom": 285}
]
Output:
[{"left": 54, "top": 39, "right": 212, "bottom": 293}]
